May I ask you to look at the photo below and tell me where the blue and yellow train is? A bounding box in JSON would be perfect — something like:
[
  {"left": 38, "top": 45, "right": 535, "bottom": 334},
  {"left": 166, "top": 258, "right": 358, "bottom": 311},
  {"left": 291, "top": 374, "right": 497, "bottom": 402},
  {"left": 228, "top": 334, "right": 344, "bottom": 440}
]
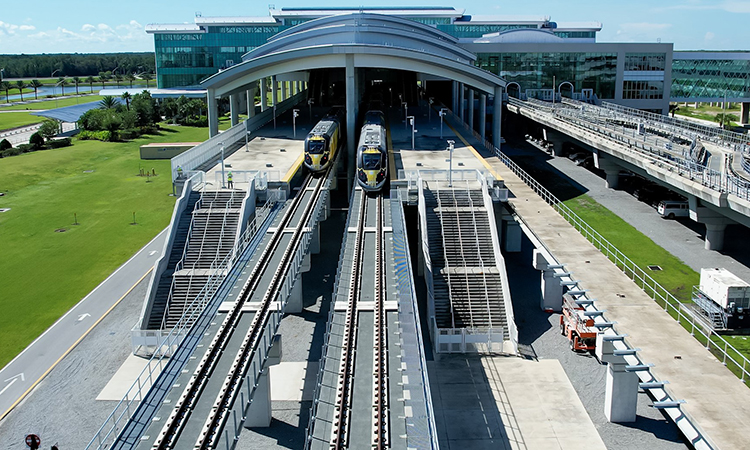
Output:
[
  {"left": 303, "top": 109, "right": 344, "bottom": 173},
  {"left": 356, "top": 110, "right": 388, "bottom": 192}
]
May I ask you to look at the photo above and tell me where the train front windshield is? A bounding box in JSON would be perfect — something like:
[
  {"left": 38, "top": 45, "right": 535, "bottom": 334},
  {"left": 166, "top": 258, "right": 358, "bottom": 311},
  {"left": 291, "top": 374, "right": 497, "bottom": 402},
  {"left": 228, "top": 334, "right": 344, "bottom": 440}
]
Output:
[
  {"left": 360, "top": 152, "right": 383, "bottom": 170},
  {"left": 307, "top": 140, "right": 326, "bottom": 154}
]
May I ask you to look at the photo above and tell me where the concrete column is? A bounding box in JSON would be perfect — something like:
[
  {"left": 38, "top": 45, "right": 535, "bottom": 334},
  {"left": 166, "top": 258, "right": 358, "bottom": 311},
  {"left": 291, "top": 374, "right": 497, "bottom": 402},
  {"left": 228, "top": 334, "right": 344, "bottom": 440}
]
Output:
[
  {"left": 502, "top": 212, "right": 521, "bottom": 252},
  {"left": 541, "top": 270, "right": 563, "bottom": 312},
  {"left": 346, "top": 55, "right": 357, "bottom": 193},
  {"left": 261, "top": 78, "right": 268, "bottom": 112},
  {"left": 271, "top": 76, "right": 278, "bottom": 109},
  {"left": 594, "top": 153, "right": 621, "bottom": 189},
  {"left": 705, "top": 222, "right": 728, "bottom": 251},
  {"left": 207, "top": 89, "right": 219, "bottom": 138},
  {"left": 604, "top": 362, "right": 639, "bottom": 423},
  {"left": 230, "top": 93, "right": 240, "bottom": 126},
  {"left": 246, "top": 84, "right": 256, "bottom": 118},
  {"left": 309, "top": 225, "right": 321, "bottom": 254},
  {"left": 292, "top": 81, "right": 298, "bottom": 96},
  {"left": 245, "top": 368, "right": 272, "bottom": 427},
  {"left": 468, "top": 88, "right": 475, "bottom": 131},
  {"left": 286, "top": 278, "right": 303, "bottom": 313},
  {"left": 479, "top": 93, "right": 487, "bottom": 140},
  {"left": 452, "top": 80, "right": 459, "bottom": 113},
  {"left": 459, "top": 83, "right": 465, "bottom": 122},
  {"left": 281, "top": 81, "right": 288, "bottom": 100},
  {"left": 741, "top": 102, "right": 750, "bottom": 125},
  {"left": 492, "top": 86, "right": 503, "bottom": 150}
]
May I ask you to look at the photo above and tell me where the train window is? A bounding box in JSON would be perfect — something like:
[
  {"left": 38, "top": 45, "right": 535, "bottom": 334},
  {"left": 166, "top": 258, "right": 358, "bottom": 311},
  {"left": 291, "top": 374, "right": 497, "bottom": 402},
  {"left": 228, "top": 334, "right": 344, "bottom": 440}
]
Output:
[
  {"left": 308, "top": 141, "right": 325, "bottom": 154},
  {"left": 361, "top": 153, "right": 382, "bottom": 170}
]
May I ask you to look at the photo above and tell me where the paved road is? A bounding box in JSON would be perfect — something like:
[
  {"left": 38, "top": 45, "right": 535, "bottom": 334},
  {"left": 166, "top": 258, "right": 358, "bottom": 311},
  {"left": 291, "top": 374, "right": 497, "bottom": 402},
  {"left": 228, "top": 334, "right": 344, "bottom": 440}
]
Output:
[{"left": 0, "top": 228, "right": 168, "bottom": 421}]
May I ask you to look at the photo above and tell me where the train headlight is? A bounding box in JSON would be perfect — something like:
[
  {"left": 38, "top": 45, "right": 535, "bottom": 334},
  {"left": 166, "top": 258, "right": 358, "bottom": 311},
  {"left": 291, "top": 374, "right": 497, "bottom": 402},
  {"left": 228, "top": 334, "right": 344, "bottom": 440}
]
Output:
[
  {"left": 321, "top": 153, "right": 329, "bottom": 165},
  {"left": 376, "top": 170, "right": 385, "bottom": 183},
  {"left": 305, "top": 154, "right": 313, "bottom": 165},
  {"left": 358, "top": 170, "right": 368, "bottom": 183}
]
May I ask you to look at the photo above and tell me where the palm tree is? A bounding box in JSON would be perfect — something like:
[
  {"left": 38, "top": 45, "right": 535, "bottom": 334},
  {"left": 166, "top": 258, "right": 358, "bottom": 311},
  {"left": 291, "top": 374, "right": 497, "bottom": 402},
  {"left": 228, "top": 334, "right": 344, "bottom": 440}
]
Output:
[
  {"left": 15, "top": 80, "right": 26, "bottom": 101},
  {"left": 1, "top": 81, "right": 11, "bottom": 103},
  {"left": 98, "top": 75, "right": 108, "bottom": 89},
  {"left": 58, "top": 78, "right": 68, "bottom": 96},
  {"left": 114, "top": 74, "right": 123, "bottom": 88},
  {"left": 86, "top": 76, "right": 95, "bottom": 93},
  {"left": 29, "top": 79, "right": 43, "bottom": 100},
  {"left": 72, "top": 76, "right": 81, "bottom": 95},
  {"left": 121, "top": 92, "right": 131, "bottom": 111},
  {"left": 141, "top": 73, "right": 153, "bottom": 88},
  {"left": 126, "top": 73, "right": 136, "bottom": 88},
  {"left": 99, "top": 95, "right": 118, "bottom": 109}
]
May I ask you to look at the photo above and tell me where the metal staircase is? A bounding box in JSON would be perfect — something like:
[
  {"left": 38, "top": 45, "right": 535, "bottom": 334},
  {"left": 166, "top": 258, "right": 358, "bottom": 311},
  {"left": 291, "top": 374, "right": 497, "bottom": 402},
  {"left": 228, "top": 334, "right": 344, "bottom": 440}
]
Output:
[{"left": 423, "top": 186, "right": 507, "bottom": 332}]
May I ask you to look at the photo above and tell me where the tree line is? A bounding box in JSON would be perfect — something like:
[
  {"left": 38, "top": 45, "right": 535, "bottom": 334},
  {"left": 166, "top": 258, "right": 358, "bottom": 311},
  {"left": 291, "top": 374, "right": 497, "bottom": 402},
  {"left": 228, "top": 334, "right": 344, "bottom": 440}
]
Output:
[{"left": 0, "top": 53, "right": 155, "bottom": 79}]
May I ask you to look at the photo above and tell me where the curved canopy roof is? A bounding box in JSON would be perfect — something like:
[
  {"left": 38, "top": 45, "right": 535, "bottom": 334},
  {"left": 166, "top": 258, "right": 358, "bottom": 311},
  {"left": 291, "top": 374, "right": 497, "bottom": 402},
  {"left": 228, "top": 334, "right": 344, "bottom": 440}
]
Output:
[{"left": 202, "top": 13, "right": 505, "bottom": 97}]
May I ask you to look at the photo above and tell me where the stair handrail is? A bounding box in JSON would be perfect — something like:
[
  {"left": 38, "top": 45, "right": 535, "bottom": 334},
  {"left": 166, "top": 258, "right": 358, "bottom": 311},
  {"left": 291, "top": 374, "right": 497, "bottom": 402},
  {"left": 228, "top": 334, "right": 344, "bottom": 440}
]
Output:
[
  {"left": 435, "top": 187, "right": 457, "bottom": 329},
  {"left": 449, "top": 186, "right": 476, "bottom": 330},
  {"left": 465, "top": 181, "right": 494, "bottom": 330}
]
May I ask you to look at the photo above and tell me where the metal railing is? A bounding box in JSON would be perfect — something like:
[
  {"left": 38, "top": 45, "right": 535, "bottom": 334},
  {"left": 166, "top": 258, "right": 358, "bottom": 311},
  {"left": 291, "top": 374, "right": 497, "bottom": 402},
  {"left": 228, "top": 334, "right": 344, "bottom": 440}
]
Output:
[{"left": 450, "top": 110, "right": 750, "bottom": 386}]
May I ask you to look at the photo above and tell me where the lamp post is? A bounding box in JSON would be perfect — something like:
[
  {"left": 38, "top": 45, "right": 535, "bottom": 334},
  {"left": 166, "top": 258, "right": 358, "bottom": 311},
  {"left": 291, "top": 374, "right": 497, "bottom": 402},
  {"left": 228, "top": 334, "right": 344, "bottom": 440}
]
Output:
[
  {"left": 428, "top": 97, "right": 434, "bottom": 122},
  {"left": 407, "top": 116, "right": 416, "bottom": 150},
  {"left": 292, "top": 109, "right": 299, "bottom": 139},
  {"left": 273, "top": 104, "right": 277, "bottom": 129},
  {"left": 51, "top": 69, "right": 60, "bottom": 78},
  {"left": 402, "top": 101, "right": 408, "bottom": 128},
  {"left": 552, "top": 75, "right": 556, "bottom": 104},
  {"left": 447, "top": 140, "right": 455, "bottom": 187},
  {"left": 245, "top": 128, "right": 250, "bottom": 152},
  {"left": 308, "top": 98, "right": 314, "bottom": 123},
  {"left": 220, "top": 142, "right": 226, "bottom": 188},
  {"left": 439, "top": 108, "right": 447, "bottom": 139}
]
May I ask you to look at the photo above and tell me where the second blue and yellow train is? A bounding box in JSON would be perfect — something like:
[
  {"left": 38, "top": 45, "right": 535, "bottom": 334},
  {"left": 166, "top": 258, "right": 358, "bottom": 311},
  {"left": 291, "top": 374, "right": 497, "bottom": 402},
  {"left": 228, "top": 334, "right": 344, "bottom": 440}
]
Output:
[
  {"left": 304, "top": 109, "right": 344, "bottom": 173},
  {"left": 356, "top": 110, "right": 388, "bottom": 192}
]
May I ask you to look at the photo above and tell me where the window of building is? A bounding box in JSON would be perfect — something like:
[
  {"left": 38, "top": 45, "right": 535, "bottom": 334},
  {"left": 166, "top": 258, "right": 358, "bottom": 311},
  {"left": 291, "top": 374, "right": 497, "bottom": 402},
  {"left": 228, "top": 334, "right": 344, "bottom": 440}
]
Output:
[
  {"left": 625, "top": 53, "right": 666, "bottom": 71},
  {"left": 622, "top": 80, "right": 664, "bottom": 99}
]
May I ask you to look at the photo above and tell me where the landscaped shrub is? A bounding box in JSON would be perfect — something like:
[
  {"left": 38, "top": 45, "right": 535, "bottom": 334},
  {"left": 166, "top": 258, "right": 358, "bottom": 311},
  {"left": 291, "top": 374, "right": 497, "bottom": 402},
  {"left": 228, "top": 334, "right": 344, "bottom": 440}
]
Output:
[
  {"left": 1, "top": 147, "right": 22, "bottom": 158},
  {"left": 119, "top": 128, "right": 142, "bottom": 140},
  {"left": 182, "top": 116, "right": 208, "bottom": 127},
  {"left": 0, "top": 139, "right": 11, "bottom": 151},
  {"left": 16, "top": 143, "right": 35, "bottom": 153},
  {"left": 29, "top": 132, "right": 45, "bottom": 149},
  {"left": 78, "top": 130, "right": 111, "bottom": 141},
  {"left": 47, "top": 138, "right": 72, "bottom": 149}
]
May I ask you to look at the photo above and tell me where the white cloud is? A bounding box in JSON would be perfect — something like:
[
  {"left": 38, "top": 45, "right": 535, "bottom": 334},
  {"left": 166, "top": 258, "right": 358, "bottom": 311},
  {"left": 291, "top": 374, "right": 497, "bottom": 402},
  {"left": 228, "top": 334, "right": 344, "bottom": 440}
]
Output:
[
  {"left": 2, "top": 19, "right": 152, "bottom": 53},
  {"left": 81, "top": 23, "right": 95, "bottom": 32},
  {"left": 705, "top": 31, "right": 715, "bottom": 40},
  {"left": 19, "top": 25, "right": 35, "bottom": 31},
  {"left": 655, "top": 0, "right": 750, "bottom": 13}
]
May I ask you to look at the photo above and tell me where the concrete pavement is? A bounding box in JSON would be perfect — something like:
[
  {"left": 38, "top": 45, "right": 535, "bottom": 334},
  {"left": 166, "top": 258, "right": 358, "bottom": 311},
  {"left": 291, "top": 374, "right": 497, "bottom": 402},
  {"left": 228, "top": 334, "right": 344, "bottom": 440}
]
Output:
[{"left": 0, "top": 228, "right": 168, "bottom": 421}]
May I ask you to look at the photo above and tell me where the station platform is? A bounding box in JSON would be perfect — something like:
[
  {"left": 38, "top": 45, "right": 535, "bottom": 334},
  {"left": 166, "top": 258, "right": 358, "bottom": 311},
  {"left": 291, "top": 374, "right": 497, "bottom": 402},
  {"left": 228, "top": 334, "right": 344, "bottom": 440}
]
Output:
[{"left": 203, "top": 117, "right": 311, "bottom": 192}]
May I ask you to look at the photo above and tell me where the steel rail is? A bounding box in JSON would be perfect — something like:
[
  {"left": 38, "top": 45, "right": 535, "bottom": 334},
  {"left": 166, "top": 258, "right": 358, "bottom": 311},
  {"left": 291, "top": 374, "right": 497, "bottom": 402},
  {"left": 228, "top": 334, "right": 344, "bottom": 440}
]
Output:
[
  {"left": 371, "top": 194, "right": 389, "bottom": 448},
  {"left": 196, "top": 172, "right": 329, "bottom": 448},
  {"left": 151, "top": 173, "right": 317, "bottom": 449},
  {"left": 330, "top": 190, "right": 368, "bottom": 448}
]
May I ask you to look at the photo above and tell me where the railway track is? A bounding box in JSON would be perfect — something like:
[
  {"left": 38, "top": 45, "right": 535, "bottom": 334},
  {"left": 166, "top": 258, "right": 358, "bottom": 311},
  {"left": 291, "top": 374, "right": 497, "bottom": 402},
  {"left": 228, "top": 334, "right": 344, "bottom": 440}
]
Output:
[
  {"left": 150, "top": 168, "right": 331, "bottom": 449},
  {"left": 329, "top": 191, "right": 389, "bottom": 448}
]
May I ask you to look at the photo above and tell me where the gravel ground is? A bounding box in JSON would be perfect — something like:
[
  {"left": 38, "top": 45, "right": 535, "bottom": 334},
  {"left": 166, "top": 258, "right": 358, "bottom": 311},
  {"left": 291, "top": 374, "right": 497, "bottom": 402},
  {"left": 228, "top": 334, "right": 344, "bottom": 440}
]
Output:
[
  {"left": 502, "top": 136, "right": 750, "bottom": 281},
  {"left": 504, "top": 235, "right": 688, "bottom": 450},
  {"left": 0, "top": 279, "right": 148, "bottom": 450}
]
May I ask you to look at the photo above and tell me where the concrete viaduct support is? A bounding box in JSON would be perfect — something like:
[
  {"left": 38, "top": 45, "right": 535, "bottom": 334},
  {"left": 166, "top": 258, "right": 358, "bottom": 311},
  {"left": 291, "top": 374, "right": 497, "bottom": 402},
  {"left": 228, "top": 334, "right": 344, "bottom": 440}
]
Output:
[
  {"left": 246, "top": 82, "right": 257, "bottom": 118},
  {"left": 742, "top": 102, "right": 750, "bottom": 125},
  {"left": 468, "top": 88, "right": 475, "bottom": 132},
  {"left": 689, "top": 196, "right": 735, "bottom": 251},
  {"left": 479, "top": 93, "right": 487, "bottom": 140},
  {"left": 593, "top": 153, "right": 622, "bottom": 189},
  {"left": 493, "top": 85, "right": 503, "bottom": 150},
  {"left": 230, "top": 92, "right": 240, "bottom": 127}
]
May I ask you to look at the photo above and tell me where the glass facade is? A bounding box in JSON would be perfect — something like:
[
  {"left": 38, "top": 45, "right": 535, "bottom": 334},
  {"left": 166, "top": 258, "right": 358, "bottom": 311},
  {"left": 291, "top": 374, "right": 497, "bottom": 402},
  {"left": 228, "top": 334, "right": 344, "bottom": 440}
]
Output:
[
  {"left": 437, "top": 24, "right": 536, "bottom": 38},
  {"left": 475, "top": 52, "right": 617, "bottom": 99},
  {"left": 625, "top": 53, "right": 666, "bottom": 71},
  {"left": 623, "top": 80, "right": 664, "bottom": 99},
  {"left": 671, "top": 58, "right": 750, "bottom": 100},
  {"left": 154, "top": 26, "right": 283, "bottom": 88},
  {"left": 553, "top": 31, "right": 596, "bottom": 39}
]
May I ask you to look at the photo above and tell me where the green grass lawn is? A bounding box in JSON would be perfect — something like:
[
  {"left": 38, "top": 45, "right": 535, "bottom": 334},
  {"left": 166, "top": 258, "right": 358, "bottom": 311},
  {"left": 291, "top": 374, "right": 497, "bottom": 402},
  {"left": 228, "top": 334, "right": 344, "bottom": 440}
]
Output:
[
  {"left": 1, "top": 95, "right": 104, "bottom": 111},
  {"left": 0, "top": 124, "right": 209, "bottom": 369},
  {"left": 0, "top": 112, "right": 44, "bottom": 131},
  {"left": 562, "top": 195, "right": 699, "bottom": 302}
]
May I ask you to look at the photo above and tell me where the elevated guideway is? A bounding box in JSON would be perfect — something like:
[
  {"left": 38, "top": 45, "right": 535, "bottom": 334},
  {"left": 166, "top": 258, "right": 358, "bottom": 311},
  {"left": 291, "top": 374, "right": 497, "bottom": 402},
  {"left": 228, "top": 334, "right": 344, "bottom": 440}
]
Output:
[
  {"left": 306, "top": 187, "right": 438, "bottom": 449},
  {"left": 507, "top": 96, "right": 750, "bottom": 249},
  {"left": 126, "top": 167, "right": 334, "bottom": 450},
  {"left": 418, "top": 177, "right": 517, "bottom": 354}
]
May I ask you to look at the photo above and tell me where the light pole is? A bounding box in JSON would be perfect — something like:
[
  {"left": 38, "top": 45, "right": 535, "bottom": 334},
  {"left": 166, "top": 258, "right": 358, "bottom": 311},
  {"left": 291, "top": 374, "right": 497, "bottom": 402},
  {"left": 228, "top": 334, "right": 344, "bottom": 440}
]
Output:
[
  {"left": 245, "top": 128, "right": 250, "bottom": 152},
  {"left": 721, "top": 91, "right": 727, "bottom": 129},
  {"left": 428, "top": 97, "right": 434, "bottom": 122},
  {"left": 51, "top": 69, "right": 60, "bottom": 78},
  {"left": 220, "top": 142, "right": 226, "bottom": 188},
  {"left": 552, "top": 75, "right": 556, "bottom": 104},
  {"left": 308, "top": 98, "right": 314, "bottom": 123},
  {"left": 273, "top": 104, "right": 277, "bottom": 129},
  {"left": 292, "top": 109, "right": 299, "bottom": 139},
  {"left": 407, "top": 116, "right": 416, "bottom": 150},
  {"left": 439, "top": 108, "right": 447, "bottom": 139},
  {"left": 402, "top": 101, "right": 408, "bottom": 128},
  {"left": 447, "top": 140, "right": 455, "bottom": 187}
]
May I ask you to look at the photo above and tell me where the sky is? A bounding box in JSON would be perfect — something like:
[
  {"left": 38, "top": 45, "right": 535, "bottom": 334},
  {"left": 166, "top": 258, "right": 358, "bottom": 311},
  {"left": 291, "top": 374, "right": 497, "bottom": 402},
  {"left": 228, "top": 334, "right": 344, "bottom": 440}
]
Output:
[{"left": 0, "top": 0, "right": 749, "bottom": 54}]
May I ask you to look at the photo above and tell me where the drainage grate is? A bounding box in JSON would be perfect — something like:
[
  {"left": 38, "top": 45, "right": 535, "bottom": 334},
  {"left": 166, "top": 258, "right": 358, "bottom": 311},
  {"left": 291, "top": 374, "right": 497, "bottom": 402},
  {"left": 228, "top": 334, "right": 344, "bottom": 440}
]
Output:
[{"left": 648, "top": 265, "right": 663, "bottom": 271}]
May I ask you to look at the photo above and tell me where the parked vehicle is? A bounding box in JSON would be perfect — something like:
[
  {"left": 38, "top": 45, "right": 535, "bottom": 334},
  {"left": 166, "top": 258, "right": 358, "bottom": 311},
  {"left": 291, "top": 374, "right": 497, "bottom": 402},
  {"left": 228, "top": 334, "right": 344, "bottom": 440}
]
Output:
[{"left": 658, "top": 200, "right": 689, "bottom": 219}]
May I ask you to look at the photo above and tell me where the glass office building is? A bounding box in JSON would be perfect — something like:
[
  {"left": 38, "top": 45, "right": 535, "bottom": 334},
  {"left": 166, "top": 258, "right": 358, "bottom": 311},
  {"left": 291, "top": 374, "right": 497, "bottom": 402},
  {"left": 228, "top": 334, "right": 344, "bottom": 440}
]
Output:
[{"left": 671, "top": 53, "right": 750, "bottom": 102}]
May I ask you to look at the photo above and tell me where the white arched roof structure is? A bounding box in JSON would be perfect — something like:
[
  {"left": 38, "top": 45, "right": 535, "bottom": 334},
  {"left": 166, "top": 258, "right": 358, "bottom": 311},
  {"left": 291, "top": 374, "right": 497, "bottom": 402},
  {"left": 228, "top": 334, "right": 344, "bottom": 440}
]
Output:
[{"left": 201, "top": 13, "right": 506, "bottom": 97}]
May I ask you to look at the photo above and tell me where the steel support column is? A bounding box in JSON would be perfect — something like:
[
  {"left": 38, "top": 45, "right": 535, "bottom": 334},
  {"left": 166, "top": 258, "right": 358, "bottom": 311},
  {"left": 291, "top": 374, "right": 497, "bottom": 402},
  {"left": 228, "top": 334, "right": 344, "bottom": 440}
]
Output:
[
  {"left": 207, "top": 89, "right": 219, "bottom": 137},
  {"left": 493, "top": 86, "right": 503, "bottom": 150}
]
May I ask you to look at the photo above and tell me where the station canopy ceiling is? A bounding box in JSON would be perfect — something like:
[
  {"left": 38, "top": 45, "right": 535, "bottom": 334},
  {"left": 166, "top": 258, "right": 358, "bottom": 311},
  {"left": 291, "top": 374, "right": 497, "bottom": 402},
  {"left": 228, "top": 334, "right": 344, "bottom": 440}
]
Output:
[{"left": 202, "top": 13, "right": 506, "bottom": 97}]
